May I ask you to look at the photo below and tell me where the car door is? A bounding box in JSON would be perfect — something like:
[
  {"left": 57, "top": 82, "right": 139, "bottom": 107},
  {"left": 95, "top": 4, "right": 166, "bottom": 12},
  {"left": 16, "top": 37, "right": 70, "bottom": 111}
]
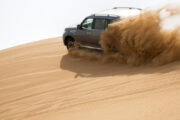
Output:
[
  {"left": 90, "top": 18, "right": 108, "bottom": 47},
  {"left": 75, "top": 17, "right": 94, "bottom": 46}
]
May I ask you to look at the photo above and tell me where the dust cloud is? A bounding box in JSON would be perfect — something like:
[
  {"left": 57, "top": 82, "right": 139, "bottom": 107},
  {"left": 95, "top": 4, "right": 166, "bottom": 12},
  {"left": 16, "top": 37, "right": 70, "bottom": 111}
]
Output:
[{"left": 69, "top": 6, "right": 180, "bottom": 66}]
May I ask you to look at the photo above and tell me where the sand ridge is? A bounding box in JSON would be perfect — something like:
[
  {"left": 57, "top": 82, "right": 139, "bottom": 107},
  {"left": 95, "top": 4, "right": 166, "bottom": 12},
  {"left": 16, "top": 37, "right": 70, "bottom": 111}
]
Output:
[{"left": 0, "top": 37, "right": 180, "bottom": 120}]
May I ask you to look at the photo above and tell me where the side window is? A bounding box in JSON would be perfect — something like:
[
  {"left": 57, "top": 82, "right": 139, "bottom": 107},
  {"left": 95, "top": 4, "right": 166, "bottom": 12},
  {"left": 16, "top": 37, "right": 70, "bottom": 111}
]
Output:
[
  {"left": 81, "top": 18, "right": 93, "bottom": 30},
  {"left": 109, "top": 18, "right": 119, "bottom": 24},
  {"left": 94, "top": 19, "right": 108, "bottom": 30},
  {"left": 109, "top": 19, "right": 115, "bottom": 24}
]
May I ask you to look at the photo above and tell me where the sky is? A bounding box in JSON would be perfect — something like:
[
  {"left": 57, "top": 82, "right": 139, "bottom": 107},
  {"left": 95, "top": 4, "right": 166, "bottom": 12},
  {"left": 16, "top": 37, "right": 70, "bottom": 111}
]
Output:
[{"left": 0, "top": 0, "right": 179, "bottom": 50}]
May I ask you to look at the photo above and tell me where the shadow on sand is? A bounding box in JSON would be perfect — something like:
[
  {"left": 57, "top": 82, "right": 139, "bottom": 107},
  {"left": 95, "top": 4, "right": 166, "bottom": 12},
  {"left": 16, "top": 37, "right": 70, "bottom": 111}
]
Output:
[{"left": 60, "top": 54, "right": 180, "bottom": 78}]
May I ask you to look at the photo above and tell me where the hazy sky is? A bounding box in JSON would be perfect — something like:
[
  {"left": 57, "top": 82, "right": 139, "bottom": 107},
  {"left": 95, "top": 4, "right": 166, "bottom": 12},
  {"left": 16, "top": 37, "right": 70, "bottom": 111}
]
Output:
[{"left": 0, "top": 0, "right": 179, "bottom": 50}]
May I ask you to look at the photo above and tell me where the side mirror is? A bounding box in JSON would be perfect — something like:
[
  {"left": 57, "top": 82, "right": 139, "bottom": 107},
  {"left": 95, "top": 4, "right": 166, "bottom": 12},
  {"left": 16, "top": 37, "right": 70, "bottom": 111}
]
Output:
[{"left": 77, "top": 24, "right": 81, "bottom": 29}]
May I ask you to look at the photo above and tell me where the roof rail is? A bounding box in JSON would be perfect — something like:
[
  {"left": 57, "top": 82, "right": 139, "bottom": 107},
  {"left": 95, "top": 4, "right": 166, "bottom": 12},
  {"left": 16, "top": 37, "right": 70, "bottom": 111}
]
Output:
[
  {"left": 90, "top": 13, "right": 117, "bottom": 17},
  {"left": 113, "top": 7, "right": 142, "bottom": 10}
]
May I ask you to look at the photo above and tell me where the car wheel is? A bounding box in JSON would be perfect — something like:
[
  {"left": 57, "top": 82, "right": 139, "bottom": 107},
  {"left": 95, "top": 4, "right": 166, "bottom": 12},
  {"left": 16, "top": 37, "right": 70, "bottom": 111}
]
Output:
[
  {"left": 66, "top": 38, "right": 75, "bottom": 49},
  {"left": 66, "top": 38, "right": 80, "bottom": 50}
]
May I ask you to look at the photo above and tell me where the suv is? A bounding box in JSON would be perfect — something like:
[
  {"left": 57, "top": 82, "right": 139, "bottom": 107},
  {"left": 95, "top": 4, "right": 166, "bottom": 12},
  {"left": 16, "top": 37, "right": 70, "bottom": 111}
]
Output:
[{"left": 63, "top": 7, "right": 141, "bottom": 50}]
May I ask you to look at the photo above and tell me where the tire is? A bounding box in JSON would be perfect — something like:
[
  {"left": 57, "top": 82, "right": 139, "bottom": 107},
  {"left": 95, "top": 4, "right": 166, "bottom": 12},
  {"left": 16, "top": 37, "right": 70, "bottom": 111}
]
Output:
[{"left": 66, "top": 38, "right": 75, "bottom": 49}]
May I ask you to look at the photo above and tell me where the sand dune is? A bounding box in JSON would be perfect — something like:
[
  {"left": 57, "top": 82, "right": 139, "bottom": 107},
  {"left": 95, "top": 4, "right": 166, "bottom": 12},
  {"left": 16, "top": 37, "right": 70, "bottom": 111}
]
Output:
[{"left": 0, "top": 37, "right": 180, "bottom": 120}]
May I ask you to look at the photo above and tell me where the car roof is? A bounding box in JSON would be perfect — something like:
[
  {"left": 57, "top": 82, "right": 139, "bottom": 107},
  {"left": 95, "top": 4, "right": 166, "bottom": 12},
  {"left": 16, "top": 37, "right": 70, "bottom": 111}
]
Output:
[{"left": 89, "top": 7, "right": 142, "bottom": 18}]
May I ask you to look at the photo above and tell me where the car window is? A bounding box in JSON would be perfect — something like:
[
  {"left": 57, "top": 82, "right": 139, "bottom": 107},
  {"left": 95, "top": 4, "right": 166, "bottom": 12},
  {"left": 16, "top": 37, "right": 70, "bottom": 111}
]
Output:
[
  {"left": 109, "top": 18, "right": 120, "bottom": 24},
  {"left": 109, "top": 19, "right": 115, "bottom": 24},
  {"left": 81, "top": 18, "right": 93, "bottom": 30},
  {"left": 94, "top": 19, "right": 108, "bottom": 30}
]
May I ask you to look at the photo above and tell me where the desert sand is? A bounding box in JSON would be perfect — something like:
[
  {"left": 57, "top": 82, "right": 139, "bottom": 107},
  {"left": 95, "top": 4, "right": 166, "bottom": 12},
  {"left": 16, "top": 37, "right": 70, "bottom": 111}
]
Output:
[{"left": 0, "top": 37, "right": 180, "bottom": 120}]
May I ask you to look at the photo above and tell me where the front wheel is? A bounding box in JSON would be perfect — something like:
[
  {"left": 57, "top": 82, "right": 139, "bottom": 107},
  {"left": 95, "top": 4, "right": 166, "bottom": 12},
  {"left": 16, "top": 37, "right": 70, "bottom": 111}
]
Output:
[
  {"left": 66, "top": 38, "right": 80, "bottom": 50},
  {"left": 66, "top": 38, "right": 75, "bottom": 49}
]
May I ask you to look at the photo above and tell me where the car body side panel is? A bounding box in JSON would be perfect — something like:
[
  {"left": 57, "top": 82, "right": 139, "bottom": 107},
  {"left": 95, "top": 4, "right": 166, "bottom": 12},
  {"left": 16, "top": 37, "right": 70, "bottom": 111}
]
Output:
[
  {"left": 74, "top": 29, "right": 94, "bottom": 46},
  {"left": 90, "top": 29, "right": 104, "bottom": 47}
]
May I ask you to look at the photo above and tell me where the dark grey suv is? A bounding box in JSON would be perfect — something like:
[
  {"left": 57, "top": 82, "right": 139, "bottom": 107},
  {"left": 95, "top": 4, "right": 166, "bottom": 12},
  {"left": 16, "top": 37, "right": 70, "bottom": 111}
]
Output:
[{"left": 63, "top": 7, "right": 141, "bottom": 50}]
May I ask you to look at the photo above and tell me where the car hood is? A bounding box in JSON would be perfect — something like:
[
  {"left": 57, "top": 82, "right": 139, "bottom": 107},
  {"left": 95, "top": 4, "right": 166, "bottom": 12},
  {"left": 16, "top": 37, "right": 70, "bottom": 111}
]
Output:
[
  {"left": 65, "top": 24, "right": 78, "bottom": 31},
  {"left": 65, "top": 27, "right": 77, "bottom": 31}
]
